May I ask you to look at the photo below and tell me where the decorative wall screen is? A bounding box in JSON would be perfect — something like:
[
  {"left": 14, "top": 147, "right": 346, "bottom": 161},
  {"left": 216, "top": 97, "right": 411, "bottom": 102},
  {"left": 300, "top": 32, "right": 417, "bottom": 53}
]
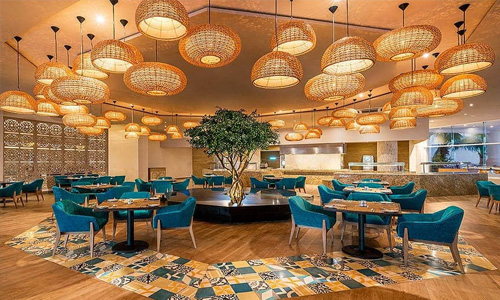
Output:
[{"left": 3, "top": 117, "right": 108, "bottom": 189}]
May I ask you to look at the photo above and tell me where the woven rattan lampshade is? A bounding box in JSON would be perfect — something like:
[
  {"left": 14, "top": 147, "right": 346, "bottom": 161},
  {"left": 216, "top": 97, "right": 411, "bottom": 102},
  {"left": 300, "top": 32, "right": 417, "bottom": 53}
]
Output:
[
  {"left": 416, "top": 97, "right": 463, "bottom": 118},
  {"left": 322, "top": 36, "right": 376, "bottom": 75},
  {"left": 94, "top": 116, "right": 111, "bottom": 129},
  {"left": 35, "top": 100, "right": 60, "bottom": 116},
  {"left": 0, "top": 91, "right": 36, "bottom": 114},
  {"left": 305, "top": 129, "right": 321, "bottom": 139},
  {"left": 142, "top": 115, "right": 162, "bottom": 126},
  {"left": 390, "top": 119, "right": 416, "bottom": 130},
  {"left": 251, "top": 51, "right": 303, "bottom": 89},
  {"left": 435, "top": 43, "right": 495, "bottom": 75},
  {"left": 35, "top": 61, "right": 73, "bottom": 85},
  {"left": 62, "top": 113, "right": 97, "bottom": 128},
  {"left": 356, "top": 112, "right": 388, "bottom": 125},
  {"left": 333, "top": 107, "right": 358, "bottom": 119},
  {"left": 179, "top": 24, "right": 241, "bottom": 68},
  {"left": 33, "top": 84, "right": 48, "bottom": 99},
  {"left": 42, "top": 87, "right": 63, "bottom": 104},
  {"left": 182, "top": 120, "right": 200, "bottom": 129},
  {"left": 51, "top": 76, "right": 110, "bottom": 104},
  {"left": 139, "top": 126, "right": 151, "bottom": 135},
  {"left": 270, "top": 20, "right": 316, "bottom": 56},
  {"left": 329, "top": 117, "right": 346, "bottom": 127},
  {"left": 344, "top": 119, "right": 361, "bottom": 131},
  {"left": 374, "top": 25, "right": 441, "bottom": 61},
  {"left": 304, "top": 73, "right": 364, "bottom": 102},
  {"left": 293, "top": 122, "right": 308, "bottom": 132},
  {"left": 359, "top": 124, "right": 380, "bottom": 134},
  {"left": 389, "top": 69, "right": 443, "bottom": 93},
  {"left": 148, "top": 132, "right": 168, "bottom": 141},
  {"left": 317, "top": 115, "right": 334, "bottom": 126},
  {"left": 136, "top": 0, "right": 189, "bottom": 41},
  {"left": 389, "top": 107, "right": 416, "bottom": 120},
  {"left": 91, "top": 39, "right": 144, "bottom": 73},
  {"left": 125, "top": 132, "right": 140, "bottom": 139},
  {"left": 79, "top": 126, "right": 104, "bottom": 136},
  {"left": 440, "top": 74, "right": 487, "bottom": 99},
  {"left": 170, "top": 131, "right": 184, "bottom": 139},
  {"left": 268, "top": 119, "right": 285, "bottom": 129},
  {"left": 285, "top": 132, "right": 304, "bottom": 141},
  {"left": 104, "top": 110, "right": 127, "bottom": 122},
  {"left": 60, "top": 105, "right": 89, "bottom": 115},
  {"left": 124, "top": 62, "right": 187, "bottom": 96},
  {"left": 125, "top": 122, "right": 141, "bottom": 133},
  {"left": 309, "top": 127, "right": 323, "bottom": 135},
  {"left": 391, "top": 86, "right": 434, "bottom": 108},
  {"left": 74, "top": 53, "right": 109, "bottom": 79},
  {"left": 166, "top": 124, "right": 180, "bottom": 134},
  {"left": 382, "top": 102, "right": 392, "bottom": 114}
]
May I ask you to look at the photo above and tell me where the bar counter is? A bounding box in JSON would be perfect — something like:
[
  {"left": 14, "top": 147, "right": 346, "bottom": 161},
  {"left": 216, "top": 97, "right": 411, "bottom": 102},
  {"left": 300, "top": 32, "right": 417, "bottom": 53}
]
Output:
[{"left": 210, "top": 169, "right": 487, "bottom": 197}]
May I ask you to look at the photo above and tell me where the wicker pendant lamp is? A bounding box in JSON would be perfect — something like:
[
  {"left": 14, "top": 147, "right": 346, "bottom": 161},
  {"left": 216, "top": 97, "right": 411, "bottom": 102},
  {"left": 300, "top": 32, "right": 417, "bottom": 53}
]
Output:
[
  {"left": 170, "top": 131, "right": 184, "bottom": 139},
  {"left": 268, "top": 112, "right": 285, "bottom": 129},
  {"left": 124, "top": 40, "right": 187, "bottom": 96},
  {"left": 390, "top": 119, "right": 416, "bottom": 130},
  {"left": 251, "top": 0, "right": 302, "bottom": 89},
  {"left": 321, "top": 2, "right": 375, "bottom": 75},
  {"left": 304, "top": 73, "right": 364, "bottom": 102},
  {"left": 285, "top": 132, "right": 304, "bottom": 141},
  {"left": 125, "top": 104, "right": 141, "bottom": 133},
  {"left": 125, "top": 132, "right": 140, "bottom": 140},
  {"left": 60, "top": 104, "right": 89, "bottom": 115},
  {"left": 94, "top": 104, "right": 111, "bottom": 129},
  {"left": 73, "top": 34, "right": 109, "bottom": 79},
  {"left": 136, "top": 0, "right": 189, "bottom": 41},
  {"left": 148, "top": 132, "right": 168, "bottom": 141},
  {"left": 166, "top": 114, "right": 181, "bottom": 134},
  {"left": 79, "top": 126, "right": 104, "bottom": 136},
  {"left": 305, "top": 110, "right": 321, "bottom": 139},
  {"left": 139, "top": 126, "right": 151, "bottom": 136},
  {"left": 389, "top": 65, "right": 443, "bottom": 93},
  {"left": 91, "top": 1, "right": 143, "bottom": 73},
  {"left": 389, "top": 106, "right": 416, "bottom": 120},
  {"left": 104, "top": 100, "right": 127, "bottom": 122},
  {"left": 391, "top": 86, "right": 434, "bottom": 108},
  {"left": 270, "top": 0, "right": 316, "bottom": 56},
  {"left": 333, "top": 98, "right": 358, "bottom": 119},
  {"left": 440, "top": 74, "right": 486, "bottom": 99},
  {"left": 416, "top": 92, "right": 463, "bottom": 118},
  {"left": 1, "top": 37, "right": 37, "bottom": 114},
  {"left": 33, "top": 84, "right": 48, "bottom": 100},
  {"left": 142, "top": 110, "right": 163, "bottom": 126},
  {"left": 382, "top": 102, "right": 392, "bottom": 114},
  {"left": 374, "top": 3, "right": 441, "bottom": 61},
  {"left": 359, "top": 124, "right": 380, "bottom": 134},
  {"left": 62, "top": 112, "right": 97, "bottom": 128},
  {"left": 34, "top": 26, "right": 73, "bottom": 85},
  {"left": 329, "top": 117, "right": 346, "bottom": 127},
  {"left": 293, "top": 111, "right": 308, "bottom": 132},
  {"left": 316, "top": 106, "right": 333, "bottom": 126},
  {"left": 179, "top": 0, "right": 240, "bottom": 68},
  {"left": 36, "top": 100, "right": 60, "bottom": 117},
  {"left": 344, "top": 119, "right": 361, "bottom": 131},
  {"left": 356, "top": 92, "right": 388, "bottom": 125},
  {"left": 435, "top": 5, "right": 495, "bottom": 75},
  {"left": 182, "top": 120, "right": 200, "bottom": 129}
]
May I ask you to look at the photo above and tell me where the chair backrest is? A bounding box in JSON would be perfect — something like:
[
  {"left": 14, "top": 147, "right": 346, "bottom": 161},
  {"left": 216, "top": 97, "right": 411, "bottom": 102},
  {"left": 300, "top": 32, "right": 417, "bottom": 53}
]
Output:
[
  {"left": 295, "top": 176, "right": 306, "bottom": 188},
  {"left": 250, "top": 177, "right": 268, "bottom": 188},
  {"left": 71, "top": 179, "right": 93, "bottom": 187},
  {"left": 331, "top": 179, "right": 349, "bottom": 191},
  {"left": 52, "top": 186, "right": 87, "bottom": 204},
  {"left": 358, "top": 182, "right": 384, "bottom": 188},
  {"left": 276, "top": 178, "right": 296, "bottom": 190},
  {"left": 263, "top": 174, "right": 275, "bottom": 178},
  {"left": 110, "top": 175, "right": 126, "bottom": 185},
  {"left": 224, "top": 176, "right": 233, "bottom": 184},
  {"left": 289, "top": 196, "right": 309, "bottom": 213},
  {"left": 361, "top": 178, "right": 382, "bottom": 182},
  {"left": 135, "top": 178, "right": 145, "bottom": 185},
  {"left": 414, "top": 189, "right": 428, "bottom": 199},
  {"left": 109, "top": 186, "right": 134, "bottom": 198},
  {"left": 178, "top": 196, "right": 197, "bottom": 218},
  {"left": 120, "top": 191, "right": 151, "bottom": 199},
  {"left": 208, "top": 176, "right": 225, "bottom": 186},
  {"left": 191, "top": 175, "right": 206, "bottom": 185},
  {"left": 0, "top": 182, "right": 18, "bottom": 197},
  {"left": 95, "top": 176, "right": 112, "bottom": 184},
  {"left": 122, "top": 181, "right": 136, "bottom": 191},
  {"left": 152, "top": 180, "right": 173, "bottom": 194},
  {"left": 437, "top": 206, "right": 465, "bottom": 240},
  {"left": 174, "top": 178, "right": 190, "bottom": 191},
  {"left": 14, "top": 181, "right": 24, "bottom": 195},
  {"left": 477, "top": 181, "right": 495, "bottom": 196},
  {"left": 347, "top": 192, "right": 389, "bottom": 202},
  {"left": 318, "top": 184, "right": 346, "bottom": 204},
  {"left": 159, "top": 176, "right": 173, "bottom": 180},
  {"left": 488, "top": 185, "right": 500, "bottom": 200}
]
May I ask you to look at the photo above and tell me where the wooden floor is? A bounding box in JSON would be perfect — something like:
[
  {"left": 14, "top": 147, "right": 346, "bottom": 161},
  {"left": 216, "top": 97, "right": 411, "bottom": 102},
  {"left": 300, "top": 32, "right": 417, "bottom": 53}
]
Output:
[{"left": 1, "top": 188, "right": 500, "bottom": 299}]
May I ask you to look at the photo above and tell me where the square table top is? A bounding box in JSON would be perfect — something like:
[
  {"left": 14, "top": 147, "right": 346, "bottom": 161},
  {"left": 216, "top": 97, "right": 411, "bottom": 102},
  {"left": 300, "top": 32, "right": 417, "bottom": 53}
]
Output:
[
  {"left": 323, "top": 200, "right": 402, "bottom": 216},
  {"left": 343, "top": 186, "right": 393, "bottom": 194},
  {"left": 352, "top": 181, "right": 390, "bottom": 186},
  {"left": 94, "top": 198, "right": 165, "bottom": 211},
  {"left": 74, "top": 184, "right": 116, "bottom": 190}
]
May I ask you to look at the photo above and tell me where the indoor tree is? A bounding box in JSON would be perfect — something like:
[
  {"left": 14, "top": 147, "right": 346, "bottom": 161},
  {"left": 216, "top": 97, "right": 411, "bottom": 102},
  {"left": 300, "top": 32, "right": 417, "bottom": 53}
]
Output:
[{"left": 185, "top": 108, "right": 279, "bottom": 205}]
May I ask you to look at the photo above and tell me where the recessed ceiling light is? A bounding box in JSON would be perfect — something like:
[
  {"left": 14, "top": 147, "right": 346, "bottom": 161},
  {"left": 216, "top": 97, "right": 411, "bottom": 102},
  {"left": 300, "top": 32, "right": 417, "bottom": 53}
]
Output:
[
  {"left": 430, "top": 120, "right": 434, "bottom": 122},
  {"left": 464, "top": 124, "right": 467, "bottom": 126},
  {"left": 464, "top": 113, "right": 467, "bottom": 115},
  {"left": 469, "top": 103, "right": 474, "bottom": 107},
  {"left": 358, "top": 93, "right": 364, "bottom": 97},
  {"left": 96, "top": 15, "right": 105, "bottom": 23},
  {"left": 423, "top": 53, "right": 430, "bottom": 58},
  {"left": 490, "top": 125, "right": 494, "bottom": 128}
]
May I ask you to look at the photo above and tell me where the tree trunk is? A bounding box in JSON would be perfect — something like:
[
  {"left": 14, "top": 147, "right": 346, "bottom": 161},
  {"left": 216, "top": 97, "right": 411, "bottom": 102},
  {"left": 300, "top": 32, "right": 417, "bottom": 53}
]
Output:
[{"left": 228, "top": 174, "right": 245, "bottom": 206}]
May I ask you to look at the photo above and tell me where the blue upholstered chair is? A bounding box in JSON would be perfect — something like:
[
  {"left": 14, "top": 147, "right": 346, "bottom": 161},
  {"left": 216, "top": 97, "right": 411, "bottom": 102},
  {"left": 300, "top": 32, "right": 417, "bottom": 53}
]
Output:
[
  {"left": 54, "top": 175, "right": 71, "bottom": 189},
  {"left": 122, "top": 181, "right": 136, "bottom": 191},
  {"left": 276, "top": 178, "right": 297, "bottom": 190},
  {"left": 224, "top": 175, "right": 233, "bottom": 185},
  {"left": 22, "top": 178, "right": 44, "bottom": 202},
  {"left": 331, "top": 179, "right": 354, "bottom": 196},
  {"left": 358, "top": 182, "right": 384, "bottom": 189},
  {"left": 318, "top": 184, "right": 346, "bottom": 204},
  {"left": 341, "top": 193, "right": 394, "bottom": 250},
  {"left": 96, "top": 186, "right": 134, "bottom": 204},
  {"left": 159, "top": 176, "right": 173, "bottom": 180},
  {"left": 71, "top": 179, "right": 94, "bottom": 193},
  {"left": 52, "top": 199, "right": 108, "bottom": 258},
  {"left": 152, "top": 180, "right": 173, "bottom": 195},
  {"left": 95, "top": 176, "right": 112, "bottom": 184},
  {"left": 263, "top": 174, "right": 275, "bottom": 180},
  {"left": 288, "top": 196, "right": 336, "bottom": 253},
  {"left": 295, "top": 176, "right": 306, "bottom": 193},
  {"left": 390, "top": 182, "right": 415, "bottom": 195},
  {"left": 135, "top": 178, "right": 152, "bottom": 192},
  {"left": 476, "top": 181, "right": 496, "bottom": 207},
  {"left": 390, "top": 189, "right": 427, "bottom": 213},
  {"left": 173, "top": 178, "right": 190, "bottom": 193},
  {"left": 397, "top": 206, "right": 465, "bottom": 273},
  {"left": 208, "top": 176, "right": 225, "bottom": 188},
  {"left": 250, "top": 177, "right": 269, "bottom": 189},
  {"left": 361, "top": 178, "right": 382, "bottom": 182},
  {"left": 191, "top": 175, "right": 207, "bottom": 188},
  {"left": 113, "top": 192, "right": 152, "bottom": 239},
  {"left": 110, "top": 175, "right": 126, "bottom": 185},
  {"left": 488, "top": 185, "right": 500, "bottom": 214},
  {"left": 0, "top": 181, "right": 24, "bottom": 208},
  {"left": 153, "top": 197, "right": 197, "bottom": 251},
  {"left": 52, "top": 186, "right": 89, "bottom": 205}
]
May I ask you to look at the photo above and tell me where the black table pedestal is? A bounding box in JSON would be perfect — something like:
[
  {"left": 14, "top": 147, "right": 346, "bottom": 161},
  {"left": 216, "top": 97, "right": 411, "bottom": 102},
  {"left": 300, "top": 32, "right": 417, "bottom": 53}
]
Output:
[
  {"left": 112, "top": 210, "right": 149, "bottom": 254},
  {"left": 341, "top": 213, "right": 383, "bottom": 259}
]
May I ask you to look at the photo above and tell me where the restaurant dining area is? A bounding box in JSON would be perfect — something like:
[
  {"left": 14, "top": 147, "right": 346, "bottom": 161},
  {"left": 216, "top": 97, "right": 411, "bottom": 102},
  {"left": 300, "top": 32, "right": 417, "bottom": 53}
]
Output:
[{"left": 1, "top": 0, "right": 500, "bottom": 299}]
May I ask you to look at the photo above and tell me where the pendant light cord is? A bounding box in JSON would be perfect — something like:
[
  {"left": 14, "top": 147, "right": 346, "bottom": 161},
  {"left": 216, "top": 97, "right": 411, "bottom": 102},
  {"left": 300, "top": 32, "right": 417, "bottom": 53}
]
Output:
[
  {"left": 402, "top": 7, "right": 405, "bottom": 27},
  {"left": 155, "top": 40, "right": 158, "bottom": 62},
  {"left": 112, "top": 2, "right": 116, "bottom": 39},
  {"left": 275, "top": 0, "right": 279, "bottom": 48},
  {"left": 332, "top": 9, "right": 335, "bottom": 42},
  {"left": 78, "top": 16, "right": 85, "bottom": 71},
  {"left": 290, "top": 0, "right": 293, "bottom": 20},
  {"left": 15, "top": 37, "right": 21, "bottom": 91},
  {"left": 346, "top": 0, "right": 349, "bottom": 37},
  {"left": 208, "top": 0, "right": 211, "bottom": 24},
  {"left": 54, "top": 30, "right": 58, "bottom": 61},
  {"left": 131, "top": 105, "right": 134, "bottom": 123}
]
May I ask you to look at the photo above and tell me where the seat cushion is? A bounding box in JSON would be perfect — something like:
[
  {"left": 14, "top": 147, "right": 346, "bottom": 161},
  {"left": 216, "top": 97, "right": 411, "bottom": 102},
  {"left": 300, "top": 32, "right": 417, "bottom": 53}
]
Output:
[
  {"left": 344, "top": 213, "right": 389, "bottom": 225},
  {"left": 114, "top": 210, "right": 153, "bottom": 220}
]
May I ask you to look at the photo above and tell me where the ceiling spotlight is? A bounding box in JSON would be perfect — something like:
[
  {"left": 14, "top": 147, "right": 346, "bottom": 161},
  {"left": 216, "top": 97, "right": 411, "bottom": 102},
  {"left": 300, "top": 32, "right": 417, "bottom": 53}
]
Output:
[
  {"left": 96, "top": 15, "right": 105, "bottom": 23},
  {"left": 423, "top": 53, "right": 430, "bottom": 58},
  {"left": 469, "top": 103, "right": 474, "bottom": 107},
  {"left": 358, "top": 93, "right": 364, "bottom": 97}
]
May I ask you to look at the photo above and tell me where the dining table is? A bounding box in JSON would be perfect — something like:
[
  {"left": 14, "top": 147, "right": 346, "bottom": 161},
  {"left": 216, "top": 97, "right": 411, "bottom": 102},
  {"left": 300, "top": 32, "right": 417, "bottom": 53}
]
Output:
[
  {"left": 343, "top": 186, "right": 393, "bottom": 194},
  {"left": 263, "top": 176, "right": 283, "bottom": 183},
  {"left": 94, "top": 197, "right": 166, "bottom": 253},
  {"left": 73, "top": 184, "right": 116, "bottom": 192},
  {"left": 352, "top": 180, "right": 390, "bottom": 186},
  {"left": 323, "top": 199, "right": 402, "bottom": 259},
  {"left": 0, "top": 181, "right": 14, "bottom": 187}
]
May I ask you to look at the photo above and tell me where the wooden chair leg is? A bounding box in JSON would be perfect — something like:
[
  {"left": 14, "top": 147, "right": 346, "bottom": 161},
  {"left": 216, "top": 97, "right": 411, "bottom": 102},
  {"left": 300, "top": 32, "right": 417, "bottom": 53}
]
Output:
[
  {"left": 19, "top": 195, "right": 24, "bottom": 207},
  {"left": 35, "top": 191, "right": 40, "bottom": 202},
  {"left": 26, "top": 193, "right": 28, "bottom": 202},
  {"left": 322, "top": 220, "right": 327, "bottom": 254},
  {"left": 156, "top": 220, "right": 162, "bottom": 252},
  {"left": 403, "top": 228, "right": 409, "bottom": 266},
  {"left": 475, "top": 195, "right": 482, "bottom": 207},
  {"left": 40, "top": 190, "right": 45, "bottom": 201},
  {"left": 289, "top": 217, "right": 295, "bottom": 245},
  {"left": 53, "top": 230, "right": 61, "bottom": 257},
  {"left": 63, "top": 235, "right": 69, "bottom": 247},
  {"left": 340, "top": 221, "right": 346, "bottom": 241},
  {"left": 89, "top": 223, "right": 95, "bottom": 258},
  {"left": 102, "top": 226, "right": 106, "bottom": 242},
  {"left": 450, "top": 234, "right": 464, "bottom": 274},
  {"left": 386, "top": 226, "right": 393, "bottom": 252},
  {"left": 112, "top": 220, "right": 117, "bottom": 240},
  {"left": 189, "top": 221, "right": 196, "bottom": 249},
  {"left": 295, "top": 227, "right": 301, "bottom": 239},
  {"left": 489, "top": 200, "right": 495, "bottom": 214}
]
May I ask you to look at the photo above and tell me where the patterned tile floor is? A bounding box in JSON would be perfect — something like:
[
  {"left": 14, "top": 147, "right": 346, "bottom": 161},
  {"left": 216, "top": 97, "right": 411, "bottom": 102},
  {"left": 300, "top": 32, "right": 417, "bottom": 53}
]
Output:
[{"left": 5, "top": 218, "right": 496, "bottom": 300}]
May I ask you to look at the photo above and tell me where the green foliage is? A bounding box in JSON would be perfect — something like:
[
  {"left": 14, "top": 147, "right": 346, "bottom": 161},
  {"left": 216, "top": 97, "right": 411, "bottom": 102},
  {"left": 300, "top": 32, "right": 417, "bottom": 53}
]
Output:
[{"left": 185, "top": 108, "right": 279, "bottom": 157}]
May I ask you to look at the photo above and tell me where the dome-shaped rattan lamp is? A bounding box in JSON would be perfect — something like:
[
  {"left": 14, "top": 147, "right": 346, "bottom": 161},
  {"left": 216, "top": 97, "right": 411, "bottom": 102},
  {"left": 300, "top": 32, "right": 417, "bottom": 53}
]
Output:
[
  {"left": 170, "top": 131, "right": 184, "bottom": 139},
  {"left": 333, "top": 103, "right": 358, "bottom": 119},
  {"left": 305, "top": 129, "right": 321, "bottom": 139},
  {"left": 62, "top": 113, "right": 97, "bottom": 128},
  {"left": 285, "top": 132, "right": 304, "bottom": 141},
  {"left": 391, "top": 86, "right": 434, "bottom": 108},
  {"left": 125, "top": 132, "right": 140, "bottom": 140},
  {"left": 104, "top": 100, "right": 127, "bottom": 121},
  {"left": 60, "top": 105, "right": 89, "bottom": 115},
  {"left": 359, "top": 124, "right": 380, "bottom": 134},
  {"left": 416, "top": 94, "right": 463, "bottom": 118},
  {"left": 36, "top": 100, "right": 60, "bottom": 117},
  {"left": 329, "top": 117, "right": 346, "bottom": 127},
  {"left": 73, "top": 34, "right": 109, "bottom": 79},
  {"left": 356, "top": 113, "right": 388, "bottom": 125},
  {"left": 390, "top": 119, "right": 416, "bottom": 130},
  {"left": 382, "top": 102, "right": 392, "bottom": 114},
  {"left": 136, "top": 0, "right": 189, "bottom": 41},
  {"left": 34, "top": 27, "right": 73, "bottom": 85},
  {"left": 124, "top": 61, "right": 187, "bottom": 96},
  {"left": 148, "top": 132, "right": 168, "bottom": 141},
  {"left": 304, "top": 73, "right": 364, "bottom": 102},
  {"left": 182, "top": 120, "right": 200, "bottom": 129},
  {"left": 79, "top": 126, "right": 104, "bottom": 136},
  {"left": 293, "top": 122, "right": 308, "bottom": 132},
  {"left": 142, "top": 112, "right": 163, "bottom": 126},
  {"left": 389, "top": 107, "right": 416, "bottom": 120},
  {"left": 94, "top": 116, "right": 111, "bottom": 129},
  {"left": 33, "top": 84, "right": 48, "bottom": 100},
  {"left": 139, "top": 126, "right": 151, "bottom": 136},
  {"left": 52, "top": 75, "right": 110, "bottom": 104},
  {"left": 440, "top": 74, "right": 487, "bottom": 99},
  {"left": 344, "top": 119, "right": 361, "bottom": 131},
  {"left": 317, "top": 115, "right": 334, "bottom": 126},
  {"left": 389, "top": 68, "right": 443, "bottom": 93},
  {"left": 268, "top": 119, "right": 285, "bottom": 129},
  {"left": 125, "top": 105, "right": 141, "bottom": 133}
]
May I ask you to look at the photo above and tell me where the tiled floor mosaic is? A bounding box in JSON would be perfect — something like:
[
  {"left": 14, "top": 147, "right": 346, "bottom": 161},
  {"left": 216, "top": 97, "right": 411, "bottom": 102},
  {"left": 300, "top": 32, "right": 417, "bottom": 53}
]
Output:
[{"left": 5, "top": 218, "right": 496, "bottom": 300}]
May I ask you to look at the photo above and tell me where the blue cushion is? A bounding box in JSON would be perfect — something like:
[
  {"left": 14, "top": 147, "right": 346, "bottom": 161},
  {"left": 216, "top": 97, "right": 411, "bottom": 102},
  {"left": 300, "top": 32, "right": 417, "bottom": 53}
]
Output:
[{"left": 114, "top": 210, "right": 153, "bottom": 220}]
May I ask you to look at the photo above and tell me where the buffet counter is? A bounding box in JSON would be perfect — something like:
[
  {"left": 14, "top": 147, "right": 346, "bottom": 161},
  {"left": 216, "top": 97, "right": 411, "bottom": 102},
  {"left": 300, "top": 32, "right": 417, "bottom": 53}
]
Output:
[{"left": 209, "top": 169, "right": 486, "bottom": 197}]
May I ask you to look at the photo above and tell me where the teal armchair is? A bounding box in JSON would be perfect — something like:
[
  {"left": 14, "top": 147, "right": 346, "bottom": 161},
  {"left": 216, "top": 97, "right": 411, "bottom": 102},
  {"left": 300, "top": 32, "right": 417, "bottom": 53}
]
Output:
[
  {"left": 390, "top": 189, "right": 427, "bottom": 212},
  {"left": 173, "top": 178, "right": 190, "bottom": 192},
  {"left": 0, "top": 181, "right": 24, "bottom": 208},
  {"left": 361, "top": 178, "right": 381, "bottom": 182},
  {"left": 390, "top": 182, "right": 415, "bottom": 195},
  {"left": 71, "top": 179, "right": 94, "bottom": 193},
  {"left": 250, "top": 177, "right": 269, "bottom": 189},
  {"left": 476, "top": 181, "right": 496, "bottom": 207},
  {"left": 122, "top": 181, "right": 136, "bottom": 191},
  {"left": 153, "top": 197, "right": 197, "bottom": 251},
  {"left": 191, "top": 175, "right": 207, "bottom": 188},
  {"left": 295, "top": 176, "right": 306, "bottom": 192},
  {"left": 331, "top": 179, "right": 354, "bottom": 196},
  {"left": 224, "top": 175, "right": 233, "bottom": 185},
  {"left": 318, "top": 184, "right": 346, "bottom": 204},
  {"left": 488, "top": 185, "right": 500, "bottom": 214},
  {"left": 52, "top": 199, "right": 108, "bottom": 258},
  {"left": 152, "top": 180, "right": 173, "bottom": 195},
  {"left": 22, "top": 178, "right": 44, "bottom": 202},
  {"left": 95, "top": 176, "right": 112, "bottom": 184},
  {"left": 397, "top": 206, "right": 465, "bottom": 273},
  {"left": 135, "top": 178, "right": 152, "bottom": 192},
  {"left": 208, "top": 176, "right": 224, "bottom": 188},
  {"left": 54, "top": 175, "right": 71, "bottom": 189},
  {"left": 52, "top": 186, "right": 89, "bottom": 206},
  {"left": 358, "top": 182, "right": 384, "bottom": 188},
  {"left": 113, "top": 192, "right": 152, "bottom": 239},
  {"left": 159, "top": 176, "right": 173, "bottom": 180},
  {"left": 96, "top": 186, "right": 134, "bottom": 204},
  {"left": 110, "top": 175, "right": 126, "bottom": 185},
  {"left": 289, "top": 196, "right": 336, "bottom": 254},
  {"left": 276, "top": 178, "right": 296, "bottom": 190}
]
